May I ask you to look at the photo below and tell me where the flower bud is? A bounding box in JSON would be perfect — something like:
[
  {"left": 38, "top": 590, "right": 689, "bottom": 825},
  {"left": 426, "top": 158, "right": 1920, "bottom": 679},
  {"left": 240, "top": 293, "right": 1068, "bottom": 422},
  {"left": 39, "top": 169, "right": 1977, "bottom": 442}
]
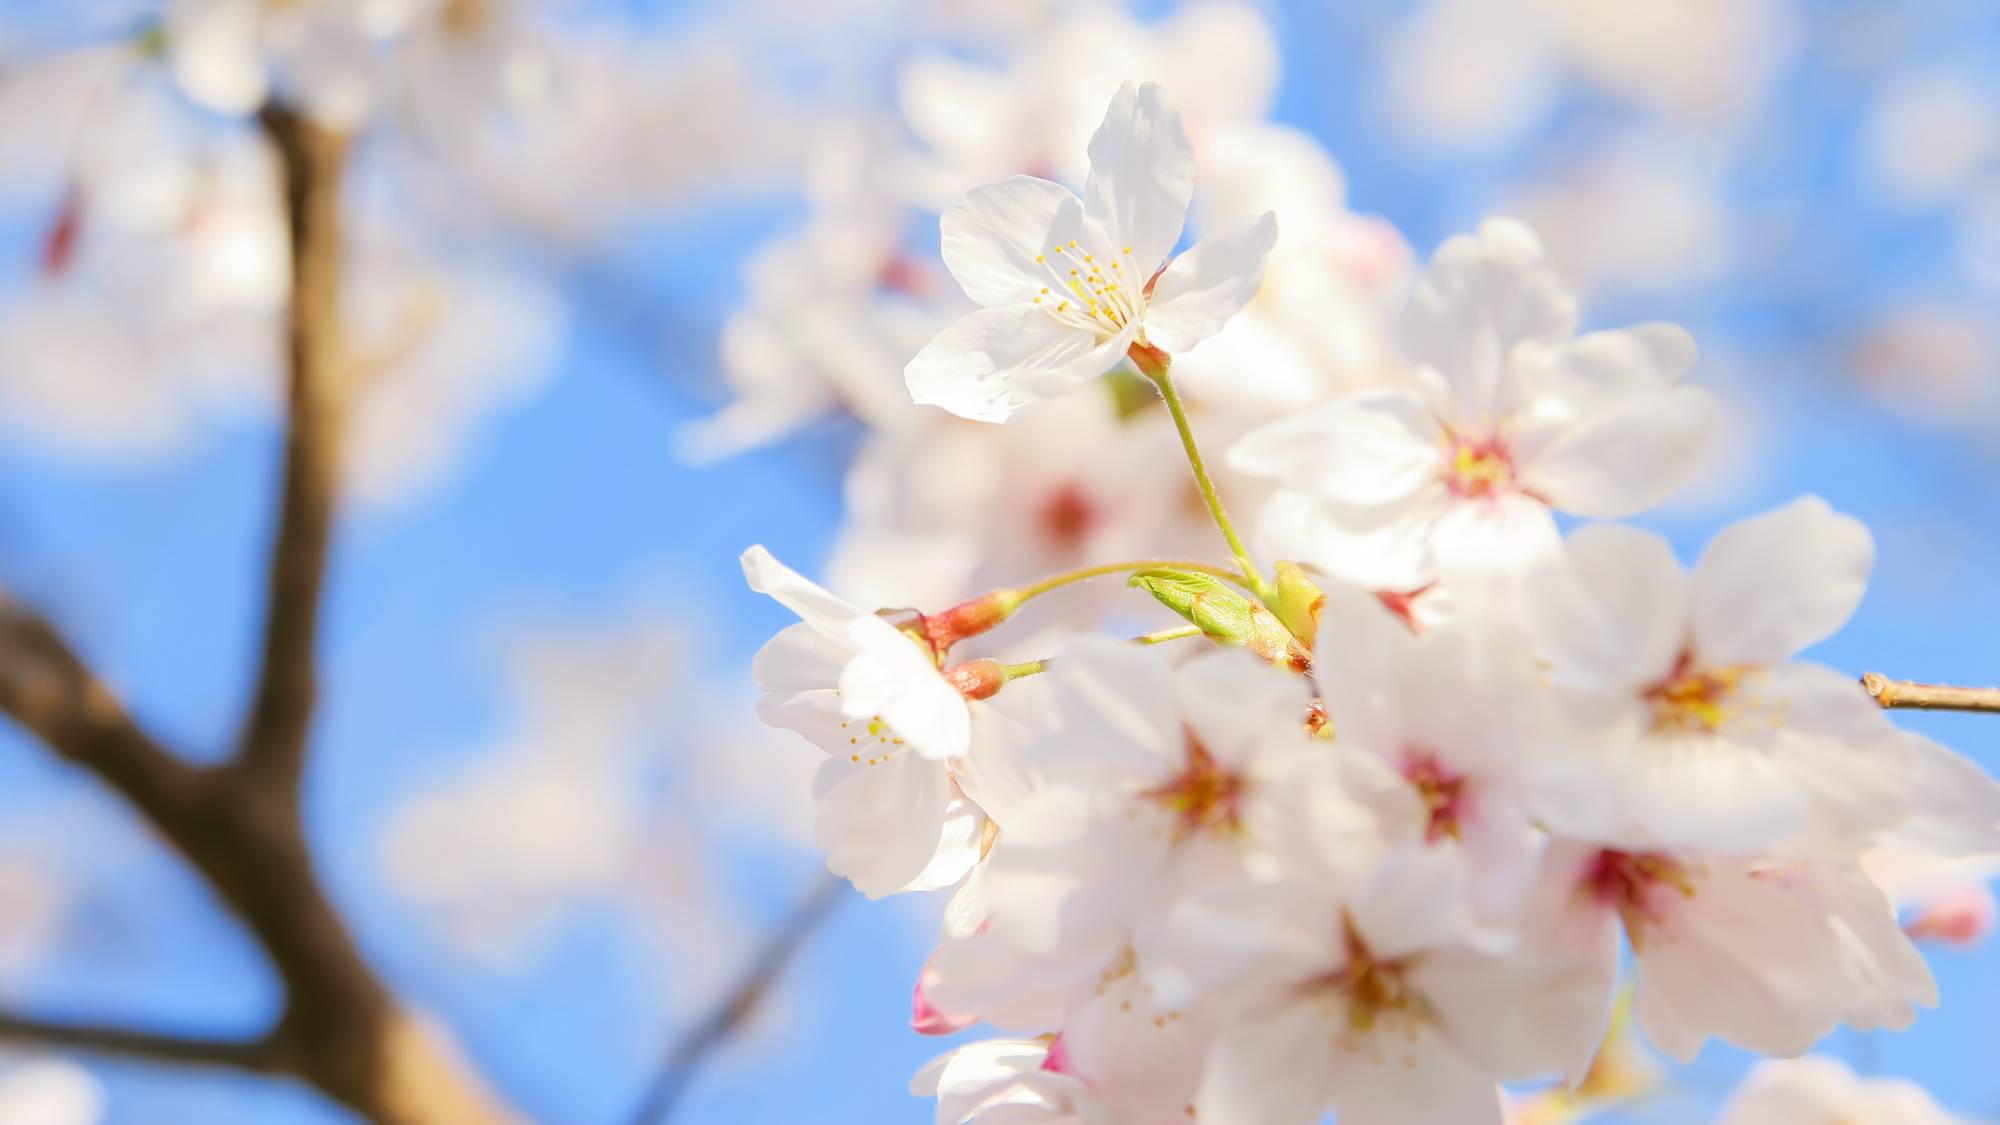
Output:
[
  {"left": 1129, "top": 569, "right": 1311, "bottom": 674},
  {"left": 921, "top": 590, "right": 1023, "bottom": 655},
  {"left": 944, "top": 658, "right": 1006, "bottom": 700},
  {"left": 1270, "top": 561, "right": 1326, "bottom": 646}
]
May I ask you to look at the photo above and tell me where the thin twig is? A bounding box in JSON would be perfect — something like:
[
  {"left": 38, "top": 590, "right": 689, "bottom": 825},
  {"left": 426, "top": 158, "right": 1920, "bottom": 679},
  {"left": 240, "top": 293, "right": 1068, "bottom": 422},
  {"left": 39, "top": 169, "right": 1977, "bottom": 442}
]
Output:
[
  {"left": 0, "top": 1010, "right": 282, "bottom": 1074},
  {"left": 625, "top": 873, "right": 848, "bottom": 1125},
  {"left": 235, "top": 102, "right": 350, "bottom": 790},
  {"left": 1863, "top": 673, "right": 2000, "bottom": 714}
]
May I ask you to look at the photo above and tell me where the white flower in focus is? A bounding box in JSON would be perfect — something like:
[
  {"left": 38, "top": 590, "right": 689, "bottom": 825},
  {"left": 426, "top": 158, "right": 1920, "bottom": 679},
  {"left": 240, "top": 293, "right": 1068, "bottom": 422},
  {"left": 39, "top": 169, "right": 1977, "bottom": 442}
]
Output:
[
  {"left": 1722, "top": 1056, "right": 1969, "bottom": 1125},
  {"left": 1523, "top": 498, "right": 1999, "bottom": 852},
  {"left": 1528, "top": 843, "right": 1934, "bottom": 1063},
  {"left": 906, "top": 82, "right": 1277, "bottom": 423},
  {"left": 1229, "top": 218, "right": 1716, "bottom": 591},
  {"left": 746, "top": 546, "right": 1005, "bottom": 897}
]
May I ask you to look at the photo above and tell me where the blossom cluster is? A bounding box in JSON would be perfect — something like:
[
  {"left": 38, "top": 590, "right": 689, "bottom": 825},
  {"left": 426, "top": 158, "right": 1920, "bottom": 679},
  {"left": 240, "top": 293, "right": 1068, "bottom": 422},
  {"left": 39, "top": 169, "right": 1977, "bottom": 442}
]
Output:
[{"left": 742, "top": 80, "right": 2000, "bottom": 1123}]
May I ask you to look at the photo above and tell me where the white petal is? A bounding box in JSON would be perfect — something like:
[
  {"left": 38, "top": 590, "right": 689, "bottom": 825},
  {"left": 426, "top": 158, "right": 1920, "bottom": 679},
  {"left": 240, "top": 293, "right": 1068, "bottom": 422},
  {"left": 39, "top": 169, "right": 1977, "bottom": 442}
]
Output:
[
  {"left": 839, "top": 616, "right": 969, "bottom": 760},
  {"left": 1083, "top": 82, "right": 1195, "bottom": 277},
  {"left": 1398, "top": 218, "right": 1576, "bottom": 425},
  {"left": 1526, "top": 523, "right": 1690, "bottom": 690},
  {"left": 1691, "top": 497, "right": 1874, "bottom": 666},
  {"left": 1880, "top": 732, "right": 2000, "bottom": 857},
  {"left": 742, "top": 545, "right": 872, "bottom": 636},
  {"left": 941, "top": 176, "right": 1080, "bottom": 307},
  {"left": 1552, "top": 323, "right": 1698, "bottom": 406},
  {"left": 1633, "top": 861, "right": 1848, "bottom": 1061},
  {"left": 1195, "top": 1000, "right": 1337, "bottom": 1125},
  {"left": 814, "top": 755, "right": 953, "bottom": 898},
  {"left": 167, "top": 0, "right": 269, "bottom": 114},
  {"left": 1142, "top": 212, "right": 1279, "bottom": 354},
  {"left": 1227, "top": 389, "right": 1444, "bottom": 504},
  {"left": 1519, "top": 384, "right": 1718, "bottom": 517},
  {"left": 906, "top": 305, "right": 1132, "bottom": 423},
  {"left": 1327, "top": 1031, "right": 1505, "bottom": 1125},
  {"left": 1429, "top": 492, "right": 1563, "bottom": 584},
  {"left": 1427, "top": 944, "right": 1613, "bottom": 1082}
]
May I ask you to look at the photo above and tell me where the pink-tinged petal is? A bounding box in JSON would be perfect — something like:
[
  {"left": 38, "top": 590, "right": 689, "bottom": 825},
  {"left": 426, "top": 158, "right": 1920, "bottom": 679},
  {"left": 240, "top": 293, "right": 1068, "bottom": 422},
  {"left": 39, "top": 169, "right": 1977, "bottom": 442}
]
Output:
[
  {"left": 906, "top": 305, "right": 1133, "bottom": 423},
  {"left": 1227, "top": 389, "right": 1445, "bottom": 504},
  {"left": 912, "top": 958, "right": 979, "bottom": 1036},
  {"left": 941, "top": 176, "right": 1081, "bottom": 307},
  {"left": 1083, "top": 81, "right": 1195, "bottom": 277},
  {"left": 1519, "top": 384, "right": 1718, "bottom": 517},
  {"left": 1526, "top": 523, "right": 1690, "bottom": 691},
  {"left": 1906, "top": 884, "right": 1997, "bottom": 949},
  {"left": 1142, "top": 211, "right": 1279, "bottom": 353},
  {"left": 1691, "top": 496, "right": 1874, "bottom": 666},
  {"left": 1398, "top": 218, "right": 1577, "bottom": 426}
]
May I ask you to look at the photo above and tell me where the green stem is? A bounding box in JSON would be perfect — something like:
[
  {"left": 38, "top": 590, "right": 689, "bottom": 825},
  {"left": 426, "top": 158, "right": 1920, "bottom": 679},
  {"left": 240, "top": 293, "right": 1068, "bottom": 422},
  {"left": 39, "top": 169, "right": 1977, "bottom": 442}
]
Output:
[
  {"left": 1134, "top": 624, "right": 1204, "bottom": 646},
  {"left": 1000, "top": 659, "right": 1048, "bottom": 681},
  {"left": 1129, "top": 347, "right": 1271, "bottom": 600},
  {"left": 1009, "top": 559, "right": 1252, "bottom": 603}
]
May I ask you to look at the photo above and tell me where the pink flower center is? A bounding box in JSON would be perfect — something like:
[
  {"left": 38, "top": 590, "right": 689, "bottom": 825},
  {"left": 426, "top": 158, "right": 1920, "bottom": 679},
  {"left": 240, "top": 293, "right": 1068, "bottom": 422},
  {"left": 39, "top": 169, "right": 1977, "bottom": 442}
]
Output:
[
  {"left": 1036, "top": 483, "right": 1098, "bottom": 550},
  {"left": 1443, "top": 434, "right": 1517, "bottom": 499},
  {"left": 1301, "top": 913, "right": 1433, "bottom": 1037},
  {"left": 1582, "top": 849, "right": 1696, "bottom": 952},
  {"left": 1644, "top": 651, "right": 1753, "bottom": 734},
  {"left": 1140, "top": 731, "right": 1246, "bottom": 842},
  {"left": 1402, "top": 751, "right": 1467, "bottom": 843}
]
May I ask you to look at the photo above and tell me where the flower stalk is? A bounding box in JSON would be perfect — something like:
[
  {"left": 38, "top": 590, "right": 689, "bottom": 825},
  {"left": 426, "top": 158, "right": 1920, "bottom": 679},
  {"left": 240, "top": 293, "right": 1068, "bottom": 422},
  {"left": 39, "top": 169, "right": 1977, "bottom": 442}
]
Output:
[{"left": 1127, "top": 342, "right": 1272, "bottom": 601}]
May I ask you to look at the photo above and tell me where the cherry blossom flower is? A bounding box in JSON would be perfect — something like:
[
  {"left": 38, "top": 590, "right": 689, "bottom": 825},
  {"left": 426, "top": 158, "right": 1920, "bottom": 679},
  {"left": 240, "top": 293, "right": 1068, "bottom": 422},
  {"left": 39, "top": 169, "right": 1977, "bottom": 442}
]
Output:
[
  {"left": 1721, "top": 1056, "right": 1969, "bottom": 1125},
  {"left": 905, "top": 82, "right": 1277, "bottom": 423},
  {"left": 962, "top": 640, "right": 1314, "bottom": 966},
  {"left": 1175, "top": 842, "right": 1607, "bottom": 1125},
  {"left": 1313, "top": 589, "right": 1553, "bottom": 928},
  {"left": 1229, "top": 218, "right": 1717, "bottom": 591},
  {"left": 1523, "top": 498, "right": 2000, "bottom": 853},
  {"left": 745, "top": 546, "right": 1026, "bottom": 897},
  {"left": 1528, "top": 842, "right": 1935, "bottom": 1062}
]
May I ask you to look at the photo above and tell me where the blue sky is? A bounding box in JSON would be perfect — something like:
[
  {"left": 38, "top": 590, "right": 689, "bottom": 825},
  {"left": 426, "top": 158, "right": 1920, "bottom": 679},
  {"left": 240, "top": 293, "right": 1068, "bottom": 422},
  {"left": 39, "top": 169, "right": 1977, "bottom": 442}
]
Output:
[{"left": 2, "top": 1, "right": 1999, "bottom": 1122}]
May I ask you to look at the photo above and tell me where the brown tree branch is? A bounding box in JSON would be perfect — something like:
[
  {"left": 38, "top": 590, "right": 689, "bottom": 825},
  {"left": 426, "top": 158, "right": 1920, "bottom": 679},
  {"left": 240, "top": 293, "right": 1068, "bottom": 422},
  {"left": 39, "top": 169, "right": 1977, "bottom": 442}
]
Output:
[
  {"left": 0, "top": 100, "right": 520, "bottom": 1124},
  {"left": 1863, "top": 673, "right": 2000, "bottom": 714},
  {"left": 236, "top": 101, "right": 350, "bottom": 791},
  {"left": 626, "top": 873, "right": 847, "bottom": 1125},
  {"left": 0, "top": 1011, "right": 283, "bottom": 1074}
]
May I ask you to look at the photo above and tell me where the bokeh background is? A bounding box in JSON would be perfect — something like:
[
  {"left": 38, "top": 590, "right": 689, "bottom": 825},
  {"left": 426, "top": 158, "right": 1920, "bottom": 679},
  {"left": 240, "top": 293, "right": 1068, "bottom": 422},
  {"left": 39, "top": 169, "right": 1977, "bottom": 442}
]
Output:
[{"left": 0, "top": 0, "right": 1998, "bottom": 1121}]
